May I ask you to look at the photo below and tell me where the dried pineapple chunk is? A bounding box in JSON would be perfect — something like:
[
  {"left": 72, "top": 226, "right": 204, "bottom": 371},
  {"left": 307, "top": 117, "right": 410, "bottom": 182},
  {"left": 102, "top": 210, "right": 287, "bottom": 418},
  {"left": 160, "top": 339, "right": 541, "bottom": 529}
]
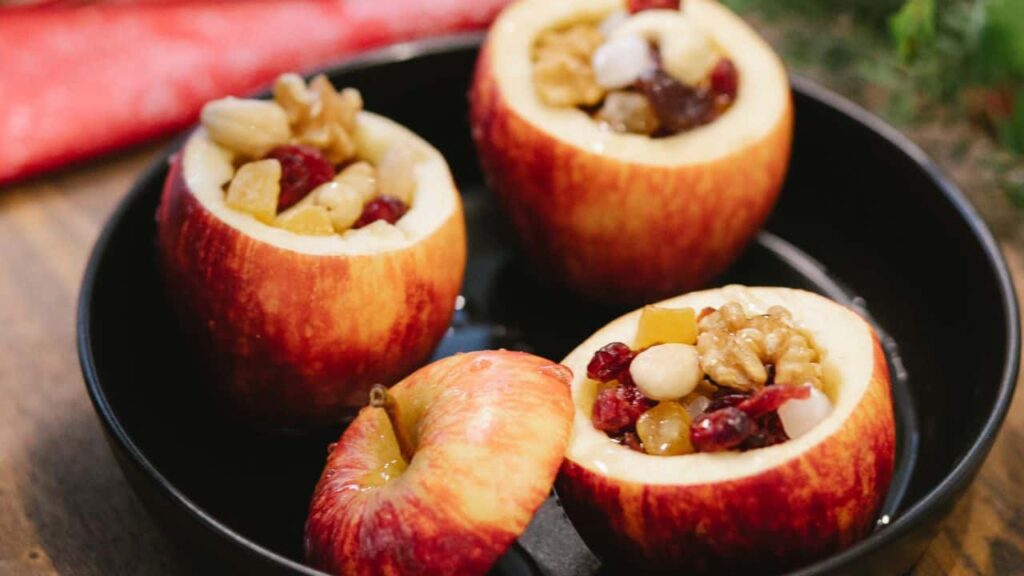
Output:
[
  {"left": 634, "top": 305, "right": 697, "bottom": 349},
  {"left": 275, "top": 205, "right": 334, "bottom": 236},
  {"left": 225, "top": 159, "right": 281, "bottom": 223}
]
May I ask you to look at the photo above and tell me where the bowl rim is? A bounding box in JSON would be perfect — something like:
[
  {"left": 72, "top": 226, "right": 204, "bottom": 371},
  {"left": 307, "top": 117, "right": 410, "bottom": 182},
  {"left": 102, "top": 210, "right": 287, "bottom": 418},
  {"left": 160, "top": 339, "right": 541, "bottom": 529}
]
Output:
[
  {"left": 782, "top": 74, "right": 1020, "bottom": 575},
  {"left": 76, "top": 32, "right": 1020, "bottom": 575}
]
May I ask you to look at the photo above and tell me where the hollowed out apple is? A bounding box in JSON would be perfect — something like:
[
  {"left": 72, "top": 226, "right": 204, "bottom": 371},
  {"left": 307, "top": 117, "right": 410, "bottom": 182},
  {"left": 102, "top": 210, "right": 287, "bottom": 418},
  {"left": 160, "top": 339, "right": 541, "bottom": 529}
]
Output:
[
  {"left": 156, "top": 112, "right": 466, "bottom": 428},
  {"left": 556, "top": 286, "right": 895, "bottom": 573},
  {"left": 470, "top": 0, "right": 793, "bottom": 304},
  {"left": 304, "top": 350, "right": 574, "bottom": 575}
]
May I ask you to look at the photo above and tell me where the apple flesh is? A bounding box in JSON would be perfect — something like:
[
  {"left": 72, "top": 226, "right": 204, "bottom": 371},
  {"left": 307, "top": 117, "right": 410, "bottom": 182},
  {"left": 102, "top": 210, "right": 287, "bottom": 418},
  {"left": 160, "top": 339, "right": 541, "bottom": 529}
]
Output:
[
  {"left": 156, "top": 112, "right": 466, "bottom": 428},
  {"left": 470, "top": 0, "right": 793, "bottom": 304},
  {"left": 556, "top": 286, "right": 895, "bottom": 573},
  {"left": 304, "top": 350, "right": 574, "bottom": 575}
]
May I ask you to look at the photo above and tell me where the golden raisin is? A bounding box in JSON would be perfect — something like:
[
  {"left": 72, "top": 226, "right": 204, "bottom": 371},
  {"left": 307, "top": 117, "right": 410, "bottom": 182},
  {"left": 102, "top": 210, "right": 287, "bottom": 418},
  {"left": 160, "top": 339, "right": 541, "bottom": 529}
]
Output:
[
  {"left": 636, "top": 401, "right": 694, "bottom": 456},
  {"left": 274, "top": 205, "right": 334, "bottom": 236}
]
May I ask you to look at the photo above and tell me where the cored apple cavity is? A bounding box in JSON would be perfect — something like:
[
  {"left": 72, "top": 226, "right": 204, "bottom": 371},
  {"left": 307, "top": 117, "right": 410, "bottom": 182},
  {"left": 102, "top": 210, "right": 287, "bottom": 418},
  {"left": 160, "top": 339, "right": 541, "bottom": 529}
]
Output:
[
  {"left": 199, "top": 73, "right": 417, "bottom": 237},
  {"left": 587, "top": 301, "right": 834, "bottom": 455},
  {"left": 531, "top": 0, "right": 739, "bottom": 136}
]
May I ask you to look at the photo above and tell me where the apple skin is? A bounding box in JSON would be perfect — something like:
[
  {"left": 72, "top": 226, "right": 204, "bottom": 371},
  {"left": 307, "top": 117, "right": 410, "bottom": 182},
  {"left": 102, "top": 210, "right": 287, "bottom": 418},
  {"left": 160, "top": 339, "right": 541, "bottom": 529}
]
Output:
[
  {"left": 156, "top": 154, "right": 466, "bottom": 428},
  {"left": 304, "top": 350, "right": 574, "bottom": 575},
  {"left": 469, "top": 42, "right": 793, "bottom": 305},
  {"left": 555, "top": 335, "right": 895, "bottom": 573}
]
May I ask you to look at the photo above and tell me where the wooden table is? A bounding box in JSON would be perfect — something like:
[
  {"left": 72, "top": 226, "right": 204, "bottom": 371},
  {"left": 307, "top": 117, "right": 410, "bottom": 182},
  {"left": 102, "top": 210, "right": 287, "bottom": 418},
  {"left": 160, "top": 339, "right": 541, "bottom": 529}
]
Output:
[{"left": 0, "top": 143, "right": 1021, "bottom": 576}]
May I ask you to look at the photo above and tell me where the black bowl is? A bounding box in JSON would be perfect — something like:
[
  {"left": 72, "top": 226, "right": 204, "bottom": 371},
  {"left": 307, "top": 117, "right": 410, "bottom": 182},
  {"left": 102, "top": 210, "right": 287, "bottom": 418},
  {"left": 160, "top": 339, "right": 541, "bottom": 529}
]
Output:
[{"left": 78, "top": 35, "right": 1019, "bottom": 576}]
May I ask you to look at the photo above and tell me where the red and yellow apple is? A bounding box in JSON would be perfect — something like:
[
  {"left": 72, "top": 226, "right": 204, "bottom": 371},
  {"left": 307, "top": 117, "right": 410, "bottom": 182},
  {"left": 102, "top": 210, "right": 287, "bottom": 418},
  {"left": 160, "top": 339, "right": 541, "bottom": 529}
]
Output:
[
  {"left": 470, "top": 0, "right": 793, "bottom": 304},
  {"left": 556, "top": 286, "right": 895, "bottom": 573},
  {"left": 304, "top": 350, "right": 574, "bottom": 575},
  {"left": 156, "top": 112, "right": 466, "bottom": 428}
]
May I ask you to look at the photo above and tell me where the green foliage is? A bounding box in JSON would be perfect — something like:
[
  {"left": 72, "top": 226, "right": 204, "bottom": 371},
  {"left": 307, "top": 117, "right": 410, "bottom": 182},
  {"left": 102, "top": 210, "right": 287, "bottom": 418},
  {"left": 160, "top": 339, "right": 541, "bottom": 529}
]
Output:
[
  {"left": 890, "top": 1, "right": 977, "bottom": 101},
  {"left": 890, "top": 0, "right": 936, "bottom": 61},
  {"left": 723, "top": 0, "right": 1024, "bottom": 208},
  {"left": 973, "top": 0, "right": 1024, "bottom": 83},
  {"left": 1002, "top": 90, "right": 1024, "bottom": 154},
  {"left": 943, "top": 0, "right": 1024, "bottom": 153},
  {"left": 1007, "top": 184, "right": 1024, "bottom": 208},
  {"left": 722, "top": 0, "right": 903, "bottom": 24},
  {"left": 990, "top": 150, "right": 1024, "bottom": 207}
]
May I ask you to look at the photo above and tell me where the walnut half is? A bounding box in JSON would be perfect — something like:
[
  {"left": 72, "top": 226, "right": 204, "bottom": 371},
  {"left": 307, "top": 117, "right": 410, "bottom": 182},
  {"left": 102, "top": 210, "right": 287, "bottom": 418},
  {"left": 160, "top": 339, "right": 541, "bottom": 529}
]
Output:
[
  {"left": 273, "top": 73, "right": 363, "bottom": 165},
  {"left": 696, "top": 302, "right": 823, "bottom": 392},
  {"left": 533, "top": 23, "right": 606, "bottom": 107}
]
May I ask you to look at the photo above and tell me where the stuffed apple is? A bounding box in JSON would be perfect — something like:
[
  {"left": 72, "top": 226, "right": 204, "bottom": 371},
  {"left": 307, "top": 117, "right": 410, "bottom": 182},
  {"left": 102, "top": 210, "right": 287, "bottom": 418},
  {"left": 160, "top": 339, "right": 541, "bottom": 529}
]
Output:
[
  {"left": 556, "top": 285, "right": 895, "bottom": 573},
  {"left": 157, "top": 73, "right": 466, "bottom": 427},
  {"left": 470, "top": 0, "right": 792, "bottom": 304}
]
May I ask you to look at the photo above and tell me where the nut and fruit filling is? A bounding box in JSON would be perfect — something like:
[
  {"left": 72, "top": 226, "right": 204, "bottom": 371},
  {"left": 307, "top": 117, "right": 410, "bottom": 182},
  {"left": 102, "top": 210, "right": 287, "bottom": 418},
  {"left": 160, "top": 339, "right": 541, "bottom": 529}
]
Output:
[
  {"left": 200, "top": 73, "right": 416, "bottom": 236},
  {"left": 588, "top": 302, "right": 834, "bottom": 455},
  {"left": 532, "top": 0, "right": 738, "bottom": 137}
]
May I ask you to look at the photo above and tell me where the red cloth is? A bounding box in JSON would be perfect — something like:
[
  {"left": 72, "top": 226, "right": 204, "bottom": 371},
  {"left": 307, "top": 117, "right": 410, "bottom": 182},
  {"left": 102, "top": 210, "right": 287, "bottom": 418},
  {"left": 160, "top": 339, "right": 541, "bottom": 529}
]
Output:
[{"left": 0, "top": 0, "right": 508, "bottom": 185}]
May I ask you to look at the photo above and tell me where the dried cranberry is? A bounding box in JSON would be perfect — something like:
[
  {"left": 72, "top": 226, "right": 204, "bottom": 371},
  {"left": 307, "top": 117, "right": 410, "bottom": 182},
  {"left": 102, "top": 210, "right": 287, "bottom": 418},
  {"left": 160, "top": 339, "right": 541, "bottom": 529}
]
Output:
[
  {"left": 592, "top": 385, "right": 653, "bottom": 432},
  {"left": 636, "top": 68, "right": 716, "bottom": 134},
  {"left": 616, "top": 364, "right": 637, "bottom": 387},
  {"left": 353, "top": 195, "right": 409, "bottom": 228},
  {"left": 741, "top": 412, "right": 789, "bottom": 450},
  {"left": 737, "top": 384, "right": 811, "bottom": 420},
  {"left": 706, "top": 393, "right": 750, "bottom": 412},
  {"left": 698, "top": 307, "right": 717, "bottom": 320},
  {"left": 627, "top": 0, "right": 680, "bottom": 12},
  {"left": 586, "top": 342, "right": 635, "bottom": 382},
  {"left": 266, "top": 145, "right": 335, "bottom": 212},
  {"left": 690, "top": 407, "right": 754, "bottom": 452},
  {"left": 619, "top": 431, "right": 645, "bottom": 453},
  {"left": 709, "top": 58, "right": 739, "bottom": 100}
]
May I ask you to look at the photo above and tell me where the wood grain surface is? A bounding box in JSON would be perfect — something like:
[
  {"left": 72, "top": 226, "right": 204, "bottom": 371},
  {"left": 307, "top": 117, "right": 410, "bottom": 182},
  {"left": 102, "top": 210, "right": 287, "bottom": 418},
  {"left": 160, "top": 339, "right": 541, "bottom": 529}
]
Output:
[{"left": 0, "top": 143, "right": 1021, "bottom": 576}]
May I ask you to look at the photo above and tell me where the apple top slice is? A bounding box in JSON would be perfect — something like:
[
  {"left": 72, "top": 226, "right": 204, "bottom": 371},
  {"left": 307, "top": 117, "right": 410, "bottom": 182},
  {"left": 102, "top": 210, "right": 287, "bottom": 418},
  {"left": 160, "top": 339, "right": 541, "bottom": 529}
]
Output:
[
  {"left": 562, "top": 285, "right": 888, "bottom": 486},
  {"left": 305, "top": 350, "right": 575, "bottom": 575},
  {"left": 182, "top": 111, "right": 460, "bottom": 256},
  {"left": 487, "top": 0, "right": 789, "bottom": 166}
]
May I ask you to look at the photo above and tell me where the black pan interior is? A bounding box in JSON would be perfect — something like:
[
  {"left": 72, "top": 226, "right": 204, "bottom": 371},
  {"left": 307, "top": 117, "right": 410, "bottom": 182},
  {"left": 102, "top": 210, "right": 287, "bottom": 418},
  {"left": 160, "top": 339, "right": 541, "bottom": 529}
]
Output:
[{"left": 79, "top": 37, "right": 1018, "bottom": 575}]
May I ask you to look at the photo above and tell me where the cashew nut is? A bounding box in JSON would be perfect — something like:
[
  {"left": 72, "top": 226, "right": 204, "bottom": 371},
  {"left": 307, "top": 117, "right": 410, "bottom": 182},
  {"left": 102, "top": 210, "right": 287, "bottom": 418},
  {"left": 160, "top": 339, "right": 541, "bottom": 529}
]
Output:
[{"left": 612, "top": 10, "right": 719, "bottom": 87}]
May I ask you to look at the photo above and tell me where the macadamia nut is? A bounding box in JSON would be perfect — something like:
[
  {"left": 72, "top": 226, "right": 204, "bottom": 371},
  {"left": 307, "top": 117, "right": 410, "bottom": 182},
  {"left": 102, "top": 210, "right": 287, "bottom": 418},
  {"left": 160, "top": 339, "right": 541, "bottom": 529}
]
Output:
[{"left": 629, "top": 343, "right": 703, "bottom": 401}]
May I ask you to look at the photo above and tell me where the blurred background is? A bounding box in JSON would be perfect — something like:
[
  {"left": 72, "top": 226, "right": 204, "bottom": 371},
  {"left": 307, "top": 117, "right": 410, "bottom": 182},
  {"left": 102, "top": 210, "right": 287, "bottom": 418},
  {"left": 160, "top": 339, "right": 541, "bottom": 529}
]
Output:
[
  {"left": 725, "top": 0, "right": 1024, "bottom": 245},
  {"left": 2, "top": 0, "right": 1022, "bottom": 238}
]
